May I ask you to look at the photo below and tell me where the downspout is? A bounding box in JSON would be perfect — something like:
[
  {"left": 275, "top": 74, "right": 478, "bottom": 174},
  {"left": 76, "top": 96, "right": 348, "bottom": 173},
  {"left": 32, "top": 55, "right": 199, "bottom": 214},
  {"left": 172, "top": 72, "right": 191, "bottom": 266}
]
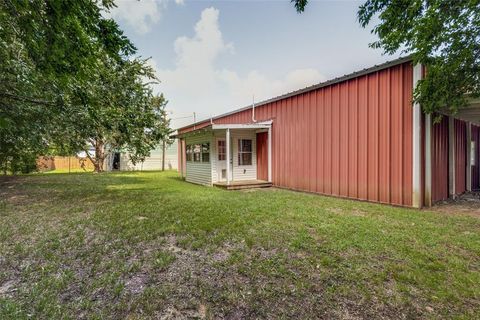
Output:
[{"left": 252, "top": 95, "right": 257, "bottom": 123}]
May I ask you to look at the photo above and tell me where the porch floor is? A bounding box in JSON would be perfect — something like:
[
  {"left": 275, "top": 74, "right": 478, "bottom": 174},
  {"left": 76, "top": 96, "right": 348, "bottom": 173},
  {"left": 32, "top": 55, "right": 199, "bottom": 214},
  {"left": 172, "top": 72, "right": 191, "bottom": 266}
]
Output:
[{"left": 214, "top": 180, "right": 272, "bottom": 190}]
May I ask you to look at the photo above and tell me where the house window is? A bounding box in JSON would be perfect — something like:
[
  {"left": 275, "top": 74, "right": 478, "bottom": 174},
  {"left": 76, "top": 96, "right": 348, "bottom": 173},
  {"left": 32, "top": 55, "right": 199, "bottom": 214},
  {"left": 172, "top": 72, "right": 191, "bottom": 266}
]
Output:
[
  {"left": 193, "top": 144, "right": 201, "bottom": 162},
  {"left": 186, "top": 145, "right": 193, "bottom": 162},
  {"left": 187, "top": 143, "right": 209, "bottom": 163},
  {"left": 218, "top": 140, "right": 226, "bottom": 161},
  {"left": 202, "top": 143, "right": 210, "bottom": 163},
  {"left": 238, "top": 139, "right": 252, "bottom": 166}
]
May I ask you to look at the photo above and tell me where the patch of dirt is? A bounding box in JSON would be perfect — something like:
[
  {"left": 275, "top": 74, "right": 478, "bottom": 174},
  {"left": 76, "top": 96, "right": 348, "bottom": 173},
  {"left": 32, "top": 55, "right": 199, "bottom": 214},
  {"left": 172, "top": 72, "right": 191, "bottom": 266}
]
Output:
[
  {"left": 124, "top": 274, "right": 149, "bottom": 295},
  {"left": 158, "top": 305, "right": 207, "bottom": 320},
  {"left": 0, "top": 279, "right": 17, "bottom": 297},
  {"left": 429, "top": 192, "right": 480, "bottom": 217}
]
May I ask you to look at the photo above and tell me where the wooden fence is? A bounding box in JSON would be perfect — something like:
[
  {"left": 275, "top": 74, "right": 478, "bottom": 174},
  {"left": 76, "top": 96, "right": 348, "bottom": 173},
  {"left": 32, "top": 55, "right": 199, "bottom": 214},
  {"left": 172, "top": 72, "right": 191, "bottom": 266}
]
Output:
[{"left": 37, "top": 156, "right": 95, "bottom": 172}]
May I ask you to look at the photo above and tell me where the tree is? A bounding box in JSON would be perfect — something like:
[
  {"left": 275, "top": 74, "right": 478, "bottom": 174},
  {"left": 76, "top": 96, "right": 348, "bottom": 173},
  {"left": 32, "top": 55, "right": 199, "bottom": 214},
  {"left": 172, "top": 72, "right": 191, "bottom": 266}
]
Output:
[
  {"left": 0, "top": 1, "right": 169, "bottom": 173},
  {"left": 61, "top": 59, "right": 169, "bottom": 172},
  {"left": 292, "top": 0, "right": 480, "bottom": 114}
]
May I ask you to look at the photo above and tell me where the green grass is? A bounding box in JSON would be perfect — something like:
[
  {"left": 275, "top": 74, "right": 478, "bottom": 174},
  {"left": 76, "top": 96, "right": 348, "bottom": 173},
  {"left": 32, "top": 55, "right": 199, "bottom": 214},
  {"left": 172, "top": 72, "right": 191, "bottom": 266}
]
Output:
[{"left": 0, "top": 171, "right": 479, "bottom": 319}]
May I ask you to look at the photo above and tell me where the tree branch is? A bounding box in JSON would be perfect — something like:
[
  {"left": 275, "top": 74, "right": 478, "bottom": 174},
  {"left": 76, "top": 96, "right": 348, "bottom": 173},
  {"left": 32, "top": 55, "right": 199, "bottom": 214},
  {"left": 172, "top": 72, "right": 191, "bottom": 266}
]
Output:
[{"left": 0, "top": 92, "right": 55, "bottom": 107}]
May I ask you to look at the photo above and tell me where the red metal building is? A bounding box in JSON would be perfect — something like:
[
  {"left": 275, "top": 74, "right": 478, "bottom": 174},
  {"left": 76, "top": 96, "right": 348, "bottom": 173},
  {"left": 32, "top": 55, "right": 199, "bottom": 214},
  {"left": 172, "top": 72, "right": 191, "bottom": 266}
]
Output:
[{"left": 175, "top": 57, "right": 480, "bottom": 207}]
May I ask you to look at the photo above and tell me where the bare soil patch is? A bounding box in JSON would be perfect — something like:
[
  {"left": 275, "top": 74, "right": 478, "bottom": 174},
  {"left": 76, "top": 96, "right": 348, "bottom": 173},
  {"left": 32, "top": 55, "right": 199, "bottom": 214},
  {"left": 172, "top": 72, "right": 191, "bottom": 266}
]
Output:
[{"left": 429, "top": 192, "right": 480, "bottom": 217}]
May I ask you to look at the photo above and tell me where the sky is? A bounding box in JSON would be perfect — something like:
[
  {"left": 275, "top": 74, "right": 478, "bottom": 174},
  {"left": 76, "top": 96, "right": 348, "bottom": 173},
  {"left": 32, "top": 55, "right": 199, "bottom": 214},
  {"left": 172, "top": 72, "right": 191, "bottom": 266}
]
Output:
[{"left": 107, "top": 0, "right": 401, "bottom": 129}]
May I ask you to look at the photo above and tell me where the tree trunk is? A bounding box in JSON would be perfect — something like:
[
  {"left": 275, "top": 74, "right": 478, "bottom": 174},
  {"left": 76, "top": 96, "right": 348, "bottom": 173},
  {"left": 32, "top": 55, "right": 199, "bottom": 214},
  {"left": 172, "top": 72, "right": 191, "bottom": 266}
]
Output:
[
  {"left": 94, "top": 140, "right": 105, "bottom": 173},
  {"left": 162, "top": 139, "right": 166, "bottom": 171}
]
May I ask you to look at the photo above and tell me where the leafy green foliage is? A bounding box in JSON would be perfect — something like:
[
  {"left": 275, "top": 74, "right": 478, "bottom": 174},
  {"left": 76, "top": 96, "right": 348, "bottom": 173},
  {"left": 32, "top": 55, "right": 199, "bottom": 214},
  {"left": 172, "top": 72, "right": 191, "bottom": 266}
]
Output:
[
  {"left": 0, "top": 0, "right": 169, "bottom": 173},
  {"left": 294, "top": 0, "right": 479, "bottom": 114},
  {"left": 291, "top": 0, "right": 308, "bottom": 13},
  {"left": 358, "top": 0, "right": 480, "bottom": 114}
]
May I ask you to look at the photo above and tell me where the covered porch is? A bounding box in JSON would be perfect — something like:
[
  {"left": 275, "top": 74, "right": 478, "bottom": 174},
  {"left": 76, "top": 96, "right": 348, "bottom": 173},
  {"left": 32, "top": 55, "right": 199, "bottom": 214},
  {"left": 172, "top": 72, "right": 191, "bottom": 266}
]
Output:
[
  {"left": 424, "top": 98, "right": 480, "bottom": 205},
  {"left": 213, "top": 179, "right": 273, "bottom": 190},
  {"left": 175, "top": 120, "right": 273, "bottom": 188}
]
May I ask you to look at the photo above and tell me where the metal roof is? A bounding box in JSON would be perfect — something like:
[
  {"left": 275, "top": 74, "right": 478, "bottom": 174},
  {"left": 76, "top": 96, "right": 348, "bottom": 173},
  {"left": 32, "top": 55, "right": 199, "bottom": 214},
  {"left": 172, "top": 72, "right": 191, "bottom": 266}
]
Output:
[{"left": 176, "top": 56, "right": 413, "bottom": 131}]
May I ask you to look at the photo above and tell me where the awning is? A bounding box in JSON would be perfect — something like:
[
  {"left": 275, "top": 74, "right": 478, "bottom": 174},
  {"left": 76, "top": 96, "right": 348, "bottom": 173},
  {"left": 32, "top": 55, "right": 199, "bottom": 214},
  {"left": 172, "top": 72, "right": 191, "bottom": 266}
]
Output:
[
  {"left": 171, "top": 120, "right": 272, "bottom": 139},
  {"left": 441, "top": 98, "right": 480, "bottom": 126}
]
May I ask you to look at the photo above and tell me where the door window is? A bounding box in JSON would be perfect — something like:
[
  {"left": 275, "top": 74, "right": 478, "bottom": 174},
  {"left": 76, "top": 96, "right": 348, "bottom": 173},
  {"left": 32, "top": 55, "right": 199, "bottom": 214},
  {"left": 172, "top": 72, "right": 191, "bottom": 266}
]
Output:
[{"left": 218, "top": 140, "right": 226, "bottom": 161}]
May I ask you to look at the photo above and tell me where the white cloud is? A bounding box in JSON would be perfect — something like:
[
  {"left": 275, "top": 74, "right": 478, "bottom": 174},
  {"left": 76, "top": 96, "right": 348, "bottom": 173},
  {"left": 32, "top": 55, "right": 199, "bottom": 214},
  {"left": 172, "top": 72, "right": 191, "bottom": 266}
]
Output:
[
  {"left": 107, "top": 0, "right": 183, "bottom": 35},
  {"left": 154, "top": 7, "right": 326, "bottom": 128}
]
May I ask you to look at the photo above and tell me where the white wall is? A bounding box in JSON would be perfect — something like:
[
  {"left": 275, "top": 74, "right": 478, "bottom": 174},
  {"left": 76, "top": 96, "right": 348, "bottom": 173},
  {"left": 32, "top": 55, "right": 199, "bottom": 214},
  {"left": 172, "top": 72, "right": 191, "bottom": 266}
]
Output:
[
  {"left": 119, "top": 140, "right": 179, "bottom": 171},
  {"left": 185, "top": 132, "right": 213, "bottom": 185},
  {"left": 211, "top": 129, "right": 257, "bottom": 183}
]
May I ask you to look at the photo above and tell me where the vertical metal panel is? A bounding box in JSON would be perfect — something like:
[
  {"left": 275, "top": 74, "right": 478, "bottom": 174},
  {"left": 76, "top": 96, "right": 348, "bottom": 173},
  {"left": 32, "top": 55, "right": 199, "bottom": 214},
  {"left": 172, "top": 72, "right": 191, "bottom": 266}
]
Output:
[
  {"left": 179, "top": 62, "right": 415, "bottom": 206},
  {"left": 331, "top": 84, "right": 341, "bottom": 195},
  {"left": 378, "top": 69, "right": 391, "bottom": 203},
  {"left": 390, "top": 66, "right": 403, "bottom": 205},
  {"left": 473, "top": 125, "right": 480, "bottom": 190},
  {"left": 316, "top": 89, "right": 325, "bottom": 193},
  {"left": 402, "top": 66, "right": 414, "bottom": 205},
  {"left": 324, "top": 87, "right": 332, "bottom": 194},
  {"left": 357, "top": 77, "right": 369, "bottom": 200},
  {"left": 339, "top": 82, "right": 349, "bottom": 197},
  {"left": 256, "top": 132, "right": 268, "bottom": 181},
  {"left": 367, "top": 74, "right": 379, "bottom": 201},
  {"left": 348, "top": 79, "right": 359, "bottom": 198},
  {"left": 455, "top": 119, "right": 467, "bottom": 194},
  {"left": 431, "top": 115, "right": 449, "bottom": 202},
  {"left": 309, "top": 91, "right": 317, "bottom": 191}
]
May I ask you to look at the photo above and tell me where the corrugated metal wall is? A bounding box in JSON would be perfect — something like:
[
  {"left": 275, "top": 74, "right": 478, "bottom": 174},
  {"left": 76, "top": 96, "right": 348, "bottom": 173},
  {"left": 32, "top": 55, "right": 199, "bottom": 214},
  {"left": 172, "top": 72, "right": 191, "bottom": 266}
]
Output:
[
  {"left": 455, "top": 119, "right": 467, "bottom": 194},
  {"left": 473, "top": 125, "right": 480, "bottom": 190},
  {"left": 180, "top": 62, "right": 414, "bottom": 206},
  {"left": 431, "top": 115, "right": 449, "bottom": 202}
]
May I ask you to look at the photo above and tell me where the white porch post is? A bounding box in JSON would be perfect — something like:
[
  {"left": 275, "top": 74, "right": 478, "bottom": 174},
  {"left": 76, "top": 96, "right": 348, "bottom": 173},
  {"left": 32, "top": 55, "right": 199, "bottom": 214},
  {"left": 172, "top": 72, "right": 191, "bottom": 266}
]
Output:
[
  {"left": 412, "top": 63, "right": 423, "bottom": 208},
  {"left": 467, "top": 122, "right": 472, "bottom": 192},
  {"left": 226, "top": 128, "right": 231, "bottom": 185},
  {"left": 424, "top": 114, "right": 432, "bottom": 207},
  {"left": 449, "top": 116, "right": 456, "bottom": 197},
  {"left": 268, "top": 126, "right": 272, "bottom": 182}
]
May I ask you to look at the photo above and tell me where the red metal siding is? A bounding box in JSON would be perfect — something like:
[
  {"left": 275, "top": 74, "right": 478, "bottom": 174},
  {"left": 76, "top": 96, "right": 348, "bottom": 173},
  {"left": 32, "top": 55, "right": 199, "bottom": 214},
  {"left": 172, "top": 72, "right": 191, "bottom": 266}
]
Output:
[
  {"left": 256, "top": 132, "right": 268, "bottom": 181},
  {"left": 431, "top": 115, "right": 449, "bottom": 202},
  {"left": 180, "top": 62, "right": 414, "bottom": 206},
  {"left": 455, "top": 119, "right": 467, "bottom": 194},
  {"left": 473, "top": 125, "right": 480, "bottom": 190}
]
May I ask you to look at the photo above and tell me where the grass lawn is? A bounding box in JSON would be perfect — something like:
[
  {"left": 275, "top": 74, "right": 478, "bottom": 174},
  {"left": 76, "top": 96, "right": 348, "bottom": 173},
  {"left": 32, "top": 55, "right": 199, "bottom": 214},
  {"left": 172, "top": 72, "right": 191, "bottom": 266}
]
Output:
[{"left": 0, "top": 171, "right": 479, "bottom": 319}]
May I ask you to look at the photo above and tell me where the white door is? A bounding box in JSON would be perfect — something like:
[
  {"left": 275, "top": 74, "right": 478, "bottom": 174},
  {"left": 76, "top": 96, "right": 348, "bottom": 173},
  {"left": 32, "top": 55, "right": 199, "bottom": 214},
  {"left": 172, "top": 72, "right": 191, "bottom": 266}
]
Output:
[{"left": 217, "top": 138, "right": 232, "bottom": 181}]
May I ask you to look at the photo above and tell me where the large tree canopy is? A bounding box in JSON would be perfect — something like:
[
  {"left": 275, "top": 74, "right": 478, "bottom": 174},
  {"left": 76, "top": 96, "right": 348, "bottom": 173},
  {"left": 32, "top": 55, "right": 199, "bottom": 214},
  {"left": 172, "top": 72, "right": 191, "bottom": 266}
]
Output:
[
  {"left": 0, "top": 0, "right": 169, "bottom": 173},
  {"left": 292, "top": 0, "right": 480, "bottom": 114}
]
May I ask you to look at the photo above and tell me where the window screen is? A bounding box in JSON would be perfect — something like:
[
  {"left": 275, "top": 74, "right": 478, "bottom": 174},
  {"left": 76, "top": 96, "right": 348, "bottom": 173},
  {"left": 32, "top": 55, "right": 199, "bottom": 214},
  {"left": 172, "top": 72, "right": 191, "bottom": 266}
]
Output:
[
  {"left": 202, "top": 143, "right": 210, "bottom": 163},
  {"left": 186, "top": 145, "right": 193, "bottom": 162},
  {"left": 193, "top": 144, "right": 201, "bottom": 162},
  {"left": 238, "top": 139, "right": 252, "bottom": 166}
]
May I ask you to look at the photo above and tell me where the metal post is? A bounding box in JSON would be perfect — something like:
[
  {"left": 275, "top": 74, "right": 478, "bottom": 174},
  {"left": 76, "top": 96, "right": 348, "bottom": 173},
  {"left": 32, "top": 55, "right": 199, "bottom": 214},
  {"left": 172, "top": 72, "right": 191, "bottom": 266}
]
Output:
[
  {"left": 268, "top": 126, "right": 272, "bottom": 182},
  {"left": 448, "top": 116, "right": 456, "bottom": 197},
  {"left": 412, "top": 63, "right": 422, "bottom": 208},
  {"left": 226, "top": 128, "right": 231, "bottom": 185},
  {"left": 424, "top": 113, "right": 432, "bottom": 206},
  {"left": 466, "top": 122, "right": 472, "bottom": 192}
]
